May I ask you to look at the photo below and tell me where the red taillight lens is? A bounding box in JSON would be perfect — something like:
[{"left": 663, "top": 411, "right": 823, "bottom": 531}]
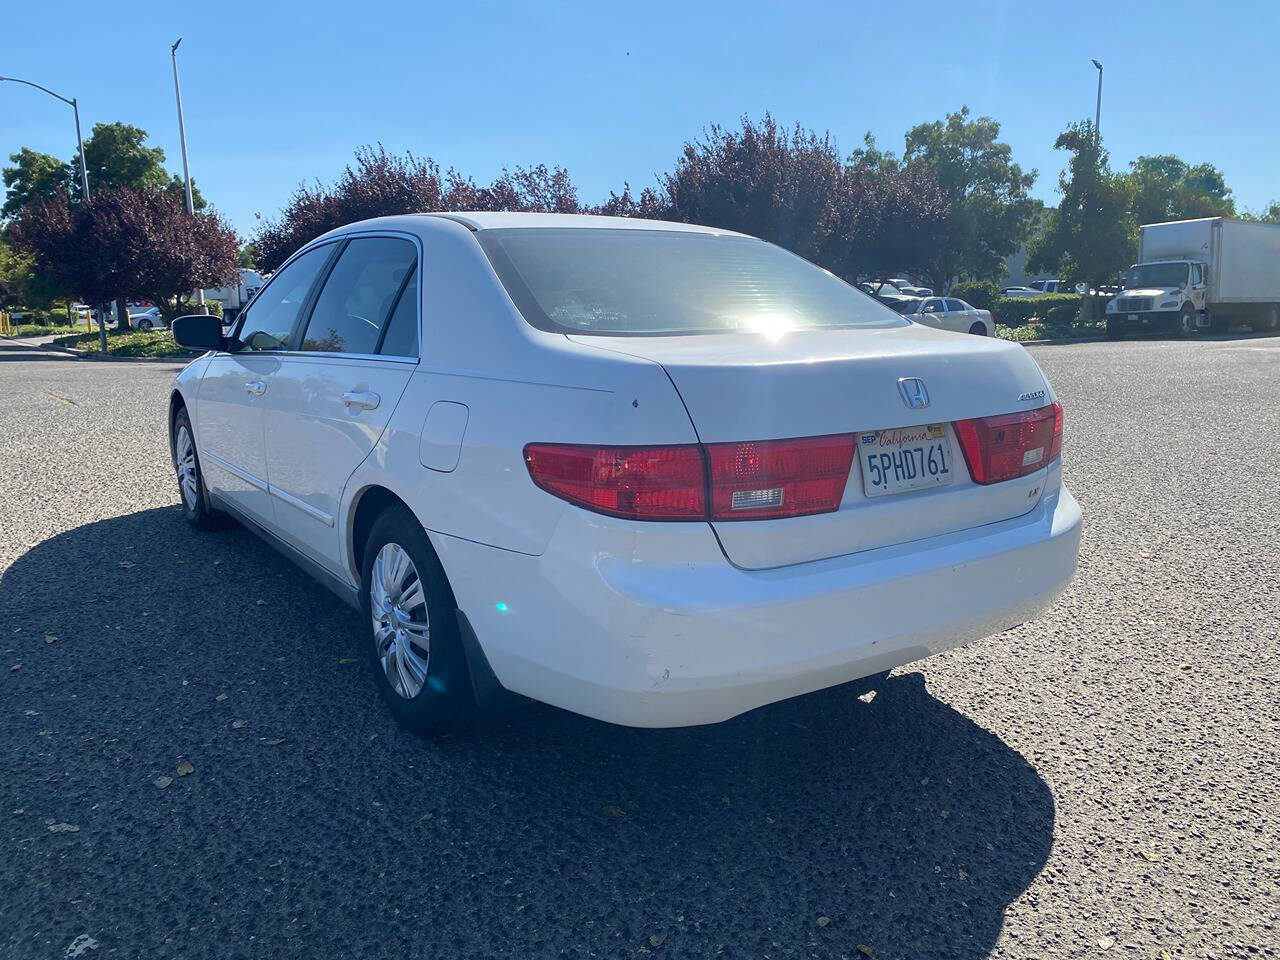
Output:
[
  {"left": 953, "top": 401, "right": 1063, "bottom": 485},
  {"left": 523, "top": 443, "right": 706, "bottom": 520},
  {"left": 705, "top": 434, "right": 855, "bottom": 520}
]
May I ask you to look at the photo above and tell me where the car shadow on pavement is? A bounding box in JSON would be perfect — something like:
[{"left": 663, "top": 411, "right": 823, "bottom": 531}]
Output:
[{"left": 1, "top": 507, "right": 1054, "bottom": 960}]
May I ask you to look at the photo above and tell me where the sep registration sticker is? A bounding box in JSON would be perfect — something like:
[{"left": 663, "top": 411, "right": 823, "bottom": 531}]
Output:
[{"left": 858, "top": 424, "right": 955, "bottom": 498}]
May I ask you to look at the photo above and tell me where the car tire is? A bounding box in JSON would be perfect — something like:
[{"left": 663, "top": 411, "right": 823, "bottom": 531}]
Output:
[
  {"left": 1105, "top": 318, "right": 1125, "bottom": 340},
  {"left": 360, "top": 504, "right": 473, "bottom": 735},
  {"left": 138, "top": 318, "right": 153, "bottom": 330},
  {"left": 1176, "top": 304, "right": 1196, "bottom": 339},
  {"left": 172, "top": 407, "right": 219, "bottom": 530},
  {"left": 1252, "top": 304, "right": 1280, "bottom": 332},
  {"left": 968, "top": 321, "right": 987, "bottom": 337}
]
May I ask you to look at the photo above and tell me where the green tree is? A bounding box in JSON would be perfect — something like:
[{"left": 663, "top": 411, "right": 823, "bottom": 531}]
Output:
[
  {"left": 1127, "top": 155, "right": 1234, "bottom": 224},
  {"left": 894, "top": 107, "right": 1039, "bottom": 291},
  {"left": 164, "top": 173, "right": 206, "bottom": 211},
  {"left": 70, "top": 122, "right": 207, "bottom": 207},
  {"left": 2, "top": 148, "right": 70, "bottom": 218},
  {"left": 1243, "top": 200, "right": 1280, "bottom": 224},
  {"left": 1028, "top": 121, "right": 1136, "bottom": 292}
]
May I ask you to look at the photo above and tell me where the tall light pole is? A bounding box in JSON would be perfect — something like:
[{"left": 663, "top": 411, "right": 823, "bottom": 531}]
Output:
[
  {"left": 0, "top": 75, "right": 106, "bottom": 353},
  {"left": 0, "top": 75, "right": 90, "bottom": 200},
  {"left": 170, "top": 37, "right": 206, "bottom": 313},
  {"left": 1091, "top": 59, "right": 1103, "bottom": 143}
]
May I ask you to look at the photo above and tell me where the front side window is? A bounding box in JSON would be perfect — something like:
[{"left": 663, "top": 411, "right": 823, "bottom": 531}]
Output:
[
  {"left": 921, "top": 299, "right": 942, "bottom": 314},
  {"left": 476, "top": 228, "right": 903, "bottom": 336},
  {"left": 1191, "top": 263, "right": 1204, "bottom": 286},
  {"left": 301, "top": 237, "right": 418, "bottom": 354},
  {"left": 234, "top": 243, "right": 333, "bottom": 352}
]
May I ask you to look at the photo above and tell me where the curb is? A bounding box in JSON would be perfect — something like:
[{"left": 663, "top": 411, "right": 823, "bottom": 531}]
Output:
[
  {"left": 1014, "top": 336, "right": 1107, "bottom": 346},
  {"left": 42, "top": 342, "right": 192, "bottom": 363}
]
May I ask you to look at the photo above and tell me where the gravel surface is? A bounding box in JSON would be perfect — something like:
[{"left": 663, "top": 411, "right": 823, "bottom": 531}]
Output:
[{"left": 1, "top": 335, "right": 1277, "bottom": 959}]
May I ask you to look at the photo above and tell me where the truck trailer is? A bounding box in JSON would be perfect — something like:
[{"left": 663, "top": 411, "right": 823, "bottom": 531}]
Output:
[{"left": 1105, "top": 217, "right": 1280, "bottom": 338}]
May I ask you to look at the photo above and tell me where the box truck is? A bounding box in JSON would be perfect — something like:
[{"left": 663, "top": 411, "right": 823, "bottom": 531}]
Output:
[
  {"left": 1105, "top": 218, "right": 1280, "bottom": 338},
  {"left": 202, "top": 268, "right": 266, "bottom": 326}
]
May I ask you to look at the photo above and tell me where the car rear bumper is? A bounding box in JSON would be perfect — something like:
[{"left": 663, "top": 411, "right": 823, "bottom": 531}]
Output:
[{"left": 434, "top": 482, "right": 1082, "bottom": 728}]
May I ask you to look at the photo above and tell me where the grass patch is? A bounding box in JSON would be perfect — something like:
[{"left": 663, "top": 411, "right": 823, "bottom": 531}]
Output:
[
  {"left": 8, "top": 323, "right": 83, "bottom": 338},
  {"left": 52, "top": 328, "right": 196, "bottom": 358},
  {"left": 996, "top": 319, "right": 1105, "bottom": 343}
]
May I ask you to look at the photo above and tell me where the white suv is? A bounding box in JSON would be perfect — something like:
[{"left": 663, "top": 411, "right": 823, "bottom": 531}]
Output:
[{"left": 169, "top": 213, "right": 1081, "bottom": 733}]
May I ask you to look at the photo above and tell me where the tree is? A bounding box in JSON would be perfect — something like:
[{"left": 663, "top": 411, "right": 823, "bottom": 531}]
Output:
[
  {"left": 1127, "top": 155, "right": 1234, "bottom": 224},
  {"left": 11, "top": 186, "right": 239, "bottom": 323},
  {"left": 890, "top": 107, "right": 1039, "bottom": 291},
  {"left": 2, "top": 148, "right": 70, "bottom": 218},
  {"left": 71, "top": 122, "right": 167, "bottom": 201},
  {"left": 254, "top": 145, "right": 583, "bottom": 271},
  {"left": 1242, "top": 200, "right": 1280, "bottom": 224},
  {"left": 1027, "top": 121, "right": 1136, "bottom": 291}
]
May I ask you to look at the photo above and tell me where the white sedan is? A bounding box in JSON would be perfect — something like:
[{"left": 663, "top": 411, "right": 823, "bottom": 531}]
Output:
[
  {"left": 900, "top": 296, "right": 995, "bottom": 336},
  {"left": 169, "top": 213, "right": 1080, "bottom": 733}
]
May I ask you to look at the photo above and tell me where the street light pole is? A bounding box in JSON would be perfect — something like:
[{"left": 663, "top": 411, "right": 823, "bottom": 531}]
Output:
[
  {"left": 170, "top": 37, "right": 207, "bottom": 313},
  {"left": 0, "top": 75, "right": 105, "bottom": 353},
  {"left": 1091, "top": 59, "right": 1103, "bottom": 143}
]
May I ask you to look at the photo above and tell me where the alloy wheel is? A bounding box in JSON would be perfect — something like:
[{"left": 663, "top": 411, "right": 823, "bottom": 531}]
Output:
[{"left": 370, "top": 542, "right": 432, "bottom": 699}]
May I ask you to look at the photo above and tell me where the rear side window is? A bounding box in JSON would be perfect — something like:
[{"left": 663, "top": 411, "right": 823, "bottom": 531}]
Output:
[
  {"left": 234, "top": 243, "right": 333, "bottom": 352},
  {"left": 301, "top": 237, "right": 417, "bottom": 354},
  {"left": 476, "top": 228, "right": 902, "bottom": 336},
  {"left": 945, "top": 299, "right": 966, "bottom": 312},
  {"left": 378, "top": 267, "right": 419, "bottom": 358}
]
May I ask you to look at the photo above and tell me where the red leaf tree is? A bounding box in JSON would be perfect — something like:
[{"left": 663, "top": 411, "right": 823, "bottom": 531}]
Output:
[{"left": 11, "top": 187, "right": 240, "bottom": 316}]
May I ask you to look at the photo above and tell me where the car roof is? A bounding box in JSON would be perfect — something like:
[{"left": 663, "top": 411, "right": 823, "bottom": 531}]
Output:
[{"left": 311, "top": 211, "right": 753, "bottom": 239}]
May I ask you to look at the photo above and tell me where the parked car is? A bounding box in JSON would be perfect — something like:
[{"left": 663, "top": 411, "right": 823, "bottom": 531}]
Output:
[
  {"left": 897, "top": 296, "right": 995, "bottom": 336},
  {"left": 1027, "top": 279, "right": 1066, "bottom": 293},
  {"left": 129, "top": 306, "right": 164, "bottom": 330},
  {"left": 168, "top": 213, "right": 1081, "bottom": 733},
  {"left": 886, "top": 277, "right": 933, "bottom": 297},
  {"left": 858, "top": 281, "right": 922, "bottom": 312},
  {"left": 1001, "top": 286, "right": 1042, "bottom": 299}
]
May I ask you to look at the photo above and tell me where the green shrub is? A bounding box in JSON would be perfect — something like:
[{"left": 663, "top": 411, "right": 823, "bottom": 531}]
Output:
[
  {"left": 949, "top": 280, "right": 1000, "bottom": 312},
  {"left": 992, "top": 293, "right": 1081, "bottom": 327},
  {"left": 159, "top": 298, "right": 223, "bottom": 323},
  {"left": 1045, "top": 303, "right": 1079, "bottom": 325}
]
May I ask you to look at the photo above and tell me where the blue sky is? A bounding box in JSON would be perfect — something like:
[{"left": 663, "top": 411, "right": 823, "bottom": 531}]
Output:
[{"left": 3, "top": 0, "right": 1278, "bottom": 239}]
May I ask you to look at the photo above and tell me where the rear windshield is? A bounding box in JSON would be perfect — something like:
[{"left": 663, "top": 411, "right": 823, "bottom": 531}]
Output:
[{"left": 475, "top": 228, "right": 904, "bottom": 336}]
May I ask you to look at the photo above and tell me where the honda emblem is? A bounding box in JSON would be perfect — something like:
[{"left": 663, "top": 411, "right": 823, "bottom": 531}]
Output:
[{"left": 897, "top": 377, "right": 930, "bottom": 409}]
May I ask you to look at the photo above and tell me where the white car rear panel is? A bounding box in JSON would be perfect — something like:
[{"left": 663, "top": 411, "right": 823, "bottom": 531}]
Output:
[{"left": 571, "top": 326, "right": 1053, "bottom": 568}]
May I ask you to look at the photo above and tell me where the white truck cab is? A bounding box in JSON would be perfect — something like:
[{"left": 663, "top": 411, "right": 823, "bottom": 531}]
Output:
[{"left": 1106, "top": 259, "right": 1208, "bottom": 338}]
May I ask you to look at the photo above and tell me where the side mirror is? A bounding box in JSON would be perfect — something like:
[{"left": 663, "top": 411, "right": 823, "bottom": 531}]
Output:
[{"left": 171, "top": 314, "right": 225, "bottom": 351}]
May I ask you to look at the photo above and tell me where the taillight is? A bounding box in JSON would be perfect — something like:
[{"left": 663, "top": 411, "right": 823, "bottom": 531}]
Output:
[
  {"left": 524, "top": 435, "right": 856, "bottom": 521},
  {"left": 522, "top": 443, "right": 706, "bottom": 520},
  {"left": 705, "top": 435, "right": 854, "bottom": 520},
  {"left": 953, "top": 401, "right": 1063, "bottom": 485}
]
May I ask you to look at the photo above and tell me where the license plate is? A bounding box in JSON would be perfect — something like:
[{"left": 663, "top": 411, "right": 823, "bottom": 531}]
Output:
[
  {"left": 858, "top": 424, "right": 955, "bottom": 498},
  {"left": 1128, "top": 314, "right": 1139, "bottom": 322}
]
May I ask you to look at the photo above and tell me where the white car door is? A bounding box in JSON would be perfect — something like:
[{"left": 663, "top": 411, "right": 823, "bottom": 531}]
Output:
[
  {"left": 196, "top": 243, "right": 336, "bottom": 526},
  {"left": 261, "top": 234, "right": 420, "bottom": 575},
  {"left": 944, "top": 298, "right": 972, "bottom": 333},
  {"left": 915, "top": 297, "right": 946, "bottom": 330}
]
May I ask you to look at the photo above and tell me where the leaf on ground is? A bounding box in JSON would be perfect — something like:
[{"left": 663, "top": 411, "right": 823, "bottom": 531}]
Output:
[
  {"left": 367, "top": 733, "right": 377, "bottom": 741},
  {"left": 260, "top": 737, "right": 286, "bottom": 746},
  {"left": 176, "top": 761, "right": 194, "bottom": 777},
  {"left": 338, "top": 657, "right": 357, "bottom": 665},
  {"left": 215, "top": 693, "right": 228, "bottom": 702},
  {"left": 1137, "top": 848, "right": 1161, "bottom": 863},
  {"left": 48, "top": 822, "right": 79, "bottom": 833},
  {"left": 117, "top": 561, "right": 135, "bottom": 569},
  {"left": 255, "top": 599, "right": 266, "bottom": 606},
  {"left": 1097, "top": 936, "right": 1115, "bottom": 950},
  {"left": 231, "top": 720, "right": 247, "bottom": 729},
  {"left": 44, "top": 635, "right": 57, "bottom": 644},
  {"left": 10, "top": 664, "right": 20, "bottom": 672},
  {"left": 213, "top": 559, "right": 223, "bottom": 566},
  {"left": 420, "top": 812, "right": 433, "bottom": 821},
  {"left": 857, "top": 945, "right": 874, "bottom": 957},
  {"left": 65, "top": 933, "right": 99, "bottom": 957},
  {"left": 649, "top": 932, "right": 667, "bottom": 947},
  {"left": 1178, "top": 663, "right": 1192, "bottom": 671},
  {"left": 153, "top": 776, "right": 172, "bottom": 789},
  {"left": 602, "top": 804, "right": 627, "bottom": 819},
  {"left": 816, "top": 916, "right": 831, "bottom": 928}
]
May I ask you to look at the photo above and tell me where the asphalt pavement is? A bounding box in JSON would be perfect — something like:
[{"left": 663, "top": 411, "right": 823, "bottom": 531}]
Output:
[{"left": 1, "top": 335, "right": 1277, "bottom": 959}]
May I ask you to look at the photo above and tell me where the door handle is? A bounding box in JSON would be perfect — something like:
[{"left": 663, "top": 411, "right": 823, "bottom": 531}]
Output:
[
  {"left": 342, "top": 390, "right": 380, "bottom": 411},
  {"left": 245, "top": 380, "right": 267, "bottom": 397}
]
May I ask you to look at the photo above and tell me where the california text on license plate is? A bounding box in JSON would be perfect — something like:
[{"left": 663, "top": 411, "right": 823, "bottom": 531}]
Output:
[{"left": 858, "top": 424, "right": 955, "bottom": 497}]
